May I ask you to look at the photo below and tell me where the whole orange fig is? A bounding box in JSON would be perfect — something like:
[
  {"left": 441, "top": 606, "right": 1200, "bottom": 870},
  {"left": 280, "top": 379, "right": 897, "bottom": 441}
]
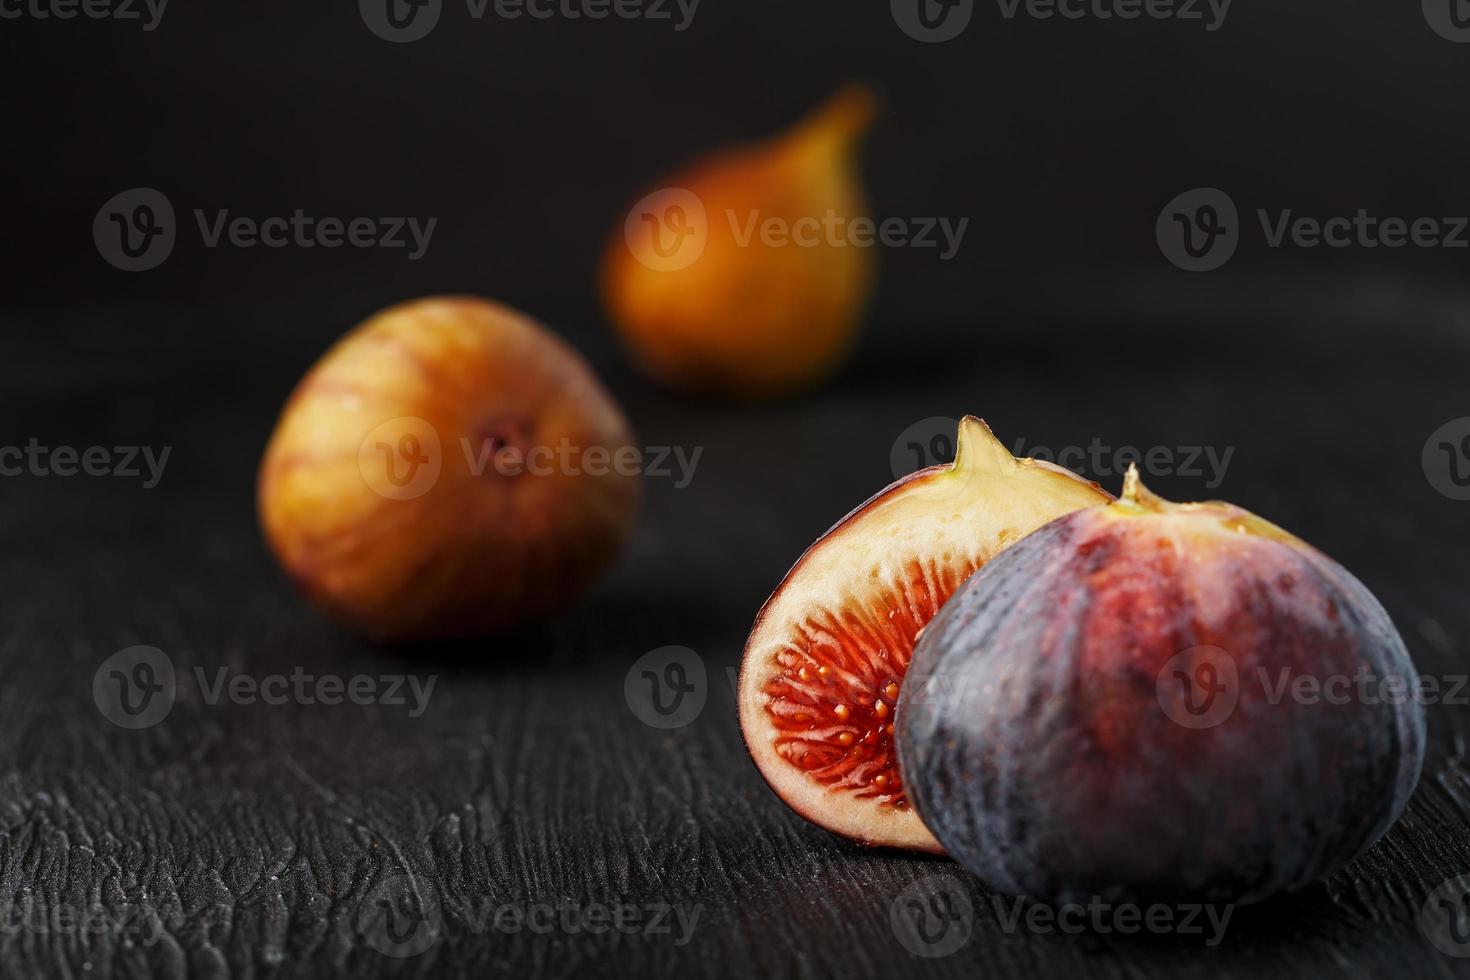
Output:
[
  {"left": 601, "top": 85, "right": 878, "bottom": 398},
  {"left": 258, "top": 296, "right": 639, "bottom": 641}
]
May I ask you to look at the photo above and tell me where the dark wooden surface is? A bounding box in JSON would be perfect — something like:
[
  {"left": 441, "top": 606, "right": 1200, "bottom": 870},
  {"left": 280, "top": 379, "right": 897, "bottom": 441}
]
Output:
[{"left": 3, "top": 298, "right": 1470, "bottom": 979}]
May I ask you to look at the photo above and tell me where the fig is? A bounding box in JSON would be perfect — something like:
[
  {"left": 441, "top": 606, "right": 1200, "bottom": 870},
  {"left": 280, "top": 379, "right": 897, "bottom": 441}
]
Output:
[
  {"left": 738, "top": 418, "right": 1111, "bottom": 850},
  {"left": 897, "top": 468, "right": 1426, "bottom": 904},
  {"left": 601, "top": 85, "right": 878, "bottom": 398},
  {"left": 258, "top": 296, "right": 639, "bottom": 641}
]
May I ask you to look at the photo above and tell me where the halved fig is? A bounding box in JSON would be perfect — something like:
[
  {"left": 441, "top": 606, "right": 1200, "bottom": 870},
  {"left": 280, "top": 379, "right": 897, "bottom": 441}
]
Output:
[{"left": 738, "top": 417, "right": 1111, "bottom": 851}]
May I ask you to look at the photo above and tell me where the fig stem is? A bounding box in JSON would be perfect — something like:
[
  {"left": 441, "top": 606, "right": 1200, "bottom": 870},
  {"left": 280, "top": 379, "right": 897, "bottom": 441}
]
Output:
[
  {"left": 1120, "top": 464, "right": 1170, "bottom": 512},
  {"left": 788, "top": 83, "right": 880, "bottom": 153},
  {"left": 953, "top": 416, "right": 1014, "bottom": 474}
]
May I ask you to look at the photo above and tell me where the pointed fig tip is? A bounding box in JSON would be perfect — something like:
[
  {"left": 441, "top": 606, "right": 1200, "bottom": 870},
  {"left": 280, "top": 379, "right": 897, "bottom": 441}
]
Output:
[
  {"left": 1120, "top": 465, "right": 1172, "bottom": 512},
  {"left": 795, "top": 83, "right": 880, "bottom": 149},
  {"left": 954, "top": 416, "right": 1012, "bottom": 473}
]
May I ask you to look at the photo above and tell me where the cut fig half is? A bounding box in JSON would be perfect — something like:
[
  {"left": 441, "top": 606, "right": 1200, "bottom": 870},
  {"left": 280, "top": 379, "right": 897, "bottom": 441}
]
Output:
[{"left": 738, "top": 417, "right": 1111, "bottom": 851}]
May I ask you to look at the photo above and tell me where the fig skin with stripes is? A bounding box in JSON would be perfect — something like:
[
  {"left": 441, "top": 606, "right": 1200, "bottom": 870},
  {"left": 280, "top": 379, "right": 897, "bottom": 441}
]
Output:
[{"left": 258, "top": 296, "right": 639, "bottom": 641}]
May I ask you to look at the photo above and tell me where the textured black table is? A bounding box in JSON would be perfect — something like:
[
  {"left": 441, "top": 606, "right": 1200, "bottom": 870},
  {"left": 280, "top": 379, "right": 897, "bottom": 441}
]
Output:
[{"left": 4, "top": 290, "right": 1470, "bottom": 979}]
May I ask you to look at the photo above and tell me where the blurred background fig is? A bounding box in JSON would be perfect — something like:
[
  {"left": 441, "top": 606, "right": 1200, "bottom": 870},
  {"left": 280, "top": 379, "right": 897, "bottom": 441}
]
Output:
[
  {"left": 738, "top": 418, "right": 1110, "bottom": 851},
  {"left": 897, "top": 468, "right": 1426, "bottom": 905},
  {"left": 601, "top": 85, "right": 878, "bottom": 398},
  {"left": 258, "top": 296, "right": 639, "bottom": 642}
]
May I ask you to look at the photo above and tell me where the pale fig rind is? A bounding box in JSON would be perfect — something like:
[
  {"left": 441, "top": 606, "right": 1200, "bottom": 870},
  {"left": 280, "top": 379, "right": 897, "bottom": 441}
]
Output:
[{"left": 738, "top": 418, "right": 1111, "bottom": 852}]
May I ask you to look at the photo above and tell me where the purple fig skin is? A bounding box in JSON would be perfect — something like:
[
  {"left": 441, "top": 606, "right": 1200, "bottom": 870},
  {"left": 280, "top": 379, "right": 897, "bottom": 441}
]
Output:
[{"left": 896, "top": 475, "right": 1426, "bottom": 906}]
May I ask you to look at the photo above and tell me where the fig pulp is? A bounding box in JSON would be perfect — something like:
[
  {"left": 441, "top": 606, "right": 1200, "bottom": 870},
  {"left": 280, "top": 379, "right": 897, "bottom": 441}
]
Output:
[
  {"left": 738, "top": 418, "right": 1110, "bottom": 850},
  {"left": 897, "top": 468, "right": 1426, "bottom": 904},
  {"left": 602, "top": 85, "right": 877, "bottom": 398},
  {"left": 258, "top": 296, "right": 639, "bottom": 641}
]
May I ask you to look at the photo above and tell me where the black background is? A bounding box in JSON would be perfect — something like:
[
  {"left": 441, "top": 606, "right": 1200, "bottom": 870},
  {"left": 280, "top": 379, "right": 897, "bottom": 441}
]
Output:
[{"left": 4, "top": 1, "right": 1470, "bottom": 977}]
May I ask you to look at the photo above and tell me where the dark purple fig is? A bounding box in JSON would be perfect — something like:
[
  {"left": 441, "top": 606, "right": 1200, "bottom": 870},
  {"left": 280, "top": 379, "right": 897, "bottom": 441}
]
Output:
[{"left": 896, "top": 468, "right": 1426, "bottom": 905}]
